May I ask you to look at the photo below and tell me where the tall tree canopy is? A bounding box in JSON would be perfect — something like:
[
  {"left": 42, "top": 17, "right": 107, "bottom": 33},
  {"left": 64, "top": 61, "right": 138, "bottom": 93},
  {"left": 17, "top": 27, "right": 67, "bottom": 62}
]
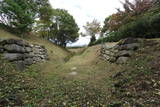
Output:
[
  {"left": 0, "top": 0, "right": 37, "bottom": 35},
  {"left": 83, "top": 19, "right": 101, "bottom": 44},
  {"left": 51, "top": 9, "right": 79, "bottom": 47},
  {"left": 35, "top": 0, "right": 54, "bottom": 39}
]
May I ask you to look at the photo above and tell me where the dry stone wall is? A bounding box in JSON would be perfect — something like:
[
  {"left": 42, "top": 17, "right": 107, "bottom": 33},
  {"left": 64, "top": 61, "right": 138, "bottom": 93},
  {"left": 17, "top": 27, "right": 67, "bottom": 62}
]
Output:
[
  {"left": 0, "top": 39, "right": 49, "bottom": 70},
  {"left": 101, "top": 38, "right": 143, "bottom": 64}
]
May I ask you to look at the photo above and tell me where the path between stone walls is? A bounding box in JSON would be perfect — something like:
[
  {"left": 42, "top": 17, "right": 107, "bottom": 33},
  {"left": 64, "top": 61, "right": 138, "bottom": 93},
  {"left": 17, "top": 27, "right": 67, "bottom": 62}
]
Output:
[{"left": 0, "top": 38, "right": 143, "bottom": 72}]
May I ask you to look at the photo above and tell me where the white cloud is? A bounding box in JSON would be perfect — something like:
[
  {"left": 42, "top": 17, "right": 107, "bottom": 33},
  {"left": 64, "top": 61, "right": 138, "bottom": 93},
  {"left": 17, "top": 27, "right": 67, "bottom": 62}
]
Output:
[{"left": 49, "top": 0, "right": 123, "bottom": 46}]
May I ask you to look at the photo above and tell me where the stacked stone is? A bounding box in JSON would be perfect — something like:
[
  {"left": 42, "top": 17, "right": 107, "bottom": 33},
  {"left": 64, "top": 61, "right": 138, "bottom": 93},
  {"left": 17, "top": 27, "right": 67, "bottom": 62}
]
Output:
[
  {"left": 101, "top": 38, "right": 142, "bottom": 64},
  {"left": 101, "top": 44, "right": 118, "bottom": 62},
  {"left": 0, "top": 39, "right": 49, "bottom": 70},
  {"left": 32, "top": 45, "right": 49, "bottom": 63}
]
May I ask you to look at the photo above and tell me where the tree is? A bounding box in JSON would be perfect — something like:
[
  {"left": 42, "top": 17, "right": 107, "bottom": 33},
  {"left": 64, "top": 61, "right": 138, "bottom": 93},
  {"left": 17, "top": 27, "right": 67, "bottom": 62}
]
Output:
[
  {"left": 102, "top": 0, "right": 155, "bottom": 33},
  {"left": 99, "top": 0, "right": 160, "bottom": 43},
  {"left": 83, "top": 19, "right": 101, "bottom": 44},
  {"left": 121, "top": 0, "right": 155, "bottom": 15},
  {"left": 0, "top": 0, "right": 37, "bottom": 35},
  {"left": 35, "top": 0, "right": 54, "bottom": 39},
  {"left": 101, "top": 17, "right": 110, "bottom": 34},
  {"left": 51, "top": 9, "right": 79, "bottom": 47}
]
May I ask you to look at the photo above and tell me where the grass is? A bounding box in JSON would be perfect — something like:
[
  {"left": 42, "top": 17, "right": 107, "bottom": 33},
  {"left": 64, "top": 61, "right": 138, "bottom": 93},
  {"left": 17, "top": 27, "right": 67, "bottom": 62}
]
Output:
[
  {"left": 0, "top": 29, "right": 69, "bottom": 62},
  {"left": 0, "top": 29, "right": 123, "bottom": 106},
  {"left": 109, "top": 40, "right": 160, "bottom": 107},
  {"left": 0, "top": 29, "right": 160, "bottom": 106}
]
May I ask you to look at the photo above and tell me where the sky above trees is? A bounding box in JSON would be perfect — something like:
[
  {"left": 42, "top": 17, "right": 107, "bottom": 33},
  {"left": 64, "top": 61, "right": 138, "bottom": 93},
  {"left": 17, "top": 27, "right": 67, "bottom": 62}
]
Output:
[
  {"left": 49, "top": 0, "right": 124, "bottom": 46},
  {"left": 49, "top": 0, "right": 123, "bottom": 32}
]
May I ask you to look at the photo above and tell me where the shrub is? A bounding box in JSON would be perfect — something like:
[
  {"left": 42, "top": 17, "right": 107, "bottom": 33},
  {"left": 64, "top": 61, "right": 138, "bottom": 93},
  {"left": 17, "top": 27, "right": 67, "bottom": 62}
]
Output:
[
  {"left": 90, "top": 32, "right": 119, "bottom": 46},
  {"left": 116, "top": 16, "right": 150, "bottom": 39}
]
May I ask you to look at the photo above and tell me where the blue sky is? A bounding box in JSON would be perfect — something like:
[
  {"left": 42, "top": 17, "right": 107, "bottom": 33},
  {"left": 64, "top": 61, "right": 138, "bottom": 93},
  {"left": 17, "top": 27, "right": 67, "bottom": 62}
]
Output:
[{"left": 49, "top": 0, "right": 123, "bottom": 46}]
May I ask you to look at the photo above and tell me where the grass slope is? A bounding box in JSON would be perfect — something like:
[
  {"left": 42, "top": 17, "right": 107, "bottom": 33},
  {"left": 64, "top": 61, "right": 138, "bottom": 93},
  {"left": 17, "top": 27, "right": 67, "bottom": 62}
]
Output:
[{"left": 0, "top": 29, "right": 69, "bottom": 63}]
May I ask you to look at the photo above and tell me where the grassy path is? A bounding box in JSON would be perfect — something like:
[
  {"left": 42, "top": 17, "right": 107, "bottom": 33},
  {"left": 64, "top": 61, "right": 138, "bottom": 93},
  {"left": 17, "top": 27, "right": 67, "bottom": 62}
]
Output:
[{"left": 28, "top": 44, "right": 124, "bottom": 106}]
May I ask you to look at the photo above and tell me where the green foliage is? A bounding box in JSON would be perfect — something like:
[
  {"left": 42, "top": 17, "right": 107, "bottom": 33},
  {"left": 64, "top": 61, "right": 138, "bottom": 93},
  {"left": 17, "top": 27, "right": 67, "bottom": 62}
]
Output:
[
  {"left": 116, "top": 17, "right": 149, "bottom": 38},
  {"left": 94, "top": 6, "right": 160, "bottom": 45},
  {"left": 0, "top": 0, "right": 37, "bottom": 35},
  {"left": 99, "top": 0, "right": 160, "bottom": 45},
  {"left": 51, "top": 9, "right": 79, "bottom": 47},
  {"left": 116, "top": 10, "right": 160, "bottom": 39},
  {"left": 35, "top": 0, "right": 55, "bottom": 39},
  {"left": 89, "top": 32, "right": 119, "bottom": 46},
  {"left": 102, "top": 0, "right": 155, "bottom": 33},
  {"left": 101, "top": 17, "right": 110, "bottom": 34},
  {"left": 38, "top": 0, "right": 52, "bottom": 21}
]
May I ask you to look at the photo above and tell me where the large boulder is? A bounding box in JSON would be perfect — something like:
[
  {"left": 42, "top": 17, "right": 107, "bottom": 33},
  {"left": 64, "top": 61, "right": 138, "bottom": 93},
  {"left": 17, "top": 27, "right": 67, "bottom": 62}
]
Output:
[
  {"left": 4, "top": 44, "right": 26, "bottom": 53},
  {"left": 117, "top": 50, "right": 133, "bottom": 57},
  {"left": 2, "top": 39, "right": 30, "bottom": 47},
  {"left": 0, "top": 46, "right": 4, "bottom": 53},
  {"left": 25, "top": 47, "right": 32, "bottom": 52},
  {"left": 3, "top": 53, "right": 25, "bottom": 61},
  {"left": 118, "top": 43, "right": 140, "bottom": 50},
  {"left": 116, "top": 57, "right": 129, "bottom": 64}
]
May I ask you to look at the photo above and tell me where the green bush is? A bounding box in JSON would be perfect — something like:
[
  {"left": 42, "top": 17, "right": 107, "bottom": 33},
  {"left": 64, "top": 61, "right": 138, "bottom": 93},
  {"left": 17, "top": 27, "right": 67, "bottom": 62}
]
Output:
[
  {"left": 116, "top": 16, "right": 150, "bottom": 39},
  {"left": 90, "top": 32, "right": 121, "bottom": 46}
]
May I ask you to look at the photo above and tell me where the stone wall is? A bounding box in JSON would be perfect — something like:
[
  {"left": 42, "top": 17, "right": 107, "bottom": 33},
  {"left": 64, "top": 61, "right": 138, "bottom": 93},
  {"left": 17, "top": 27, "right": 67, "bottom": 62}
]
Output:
[
  {"left": 101, "top": 38, "right": 143, "bottom": 64},
  {"left": 0, "top": 39, "right": 49, "bottom": 70}
]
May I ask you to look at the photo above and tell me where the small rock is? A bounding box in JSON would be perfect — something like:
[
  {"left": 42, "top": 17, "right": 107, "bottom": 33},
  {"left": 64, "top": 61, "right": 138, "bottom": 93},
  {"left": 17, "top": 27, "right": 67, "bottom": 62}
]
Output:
[
  {"left": 119, "top": 43, "right": 140, "bottom": 50},
  {"left": 71, "top": 67, "right": 77, "bottom": 71},
  {"left": 69, "top": 72, "right": 77, "bottom": 76}
]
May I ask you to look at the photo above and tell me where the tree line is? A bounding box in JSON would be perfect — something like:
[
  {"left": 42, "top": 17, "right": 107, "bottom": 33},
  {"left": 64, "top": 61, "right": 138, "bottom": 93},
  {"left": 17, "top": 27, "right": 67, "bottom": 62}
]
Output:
[
  {"left": 1, "top": 0, "right": 160, "bottom": 47},
  {"left": 91, "top": 0, "right": 160, "bottom": 45},
  {"left": 0, "top": 0, "right": 79, "bottom": 47}
]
